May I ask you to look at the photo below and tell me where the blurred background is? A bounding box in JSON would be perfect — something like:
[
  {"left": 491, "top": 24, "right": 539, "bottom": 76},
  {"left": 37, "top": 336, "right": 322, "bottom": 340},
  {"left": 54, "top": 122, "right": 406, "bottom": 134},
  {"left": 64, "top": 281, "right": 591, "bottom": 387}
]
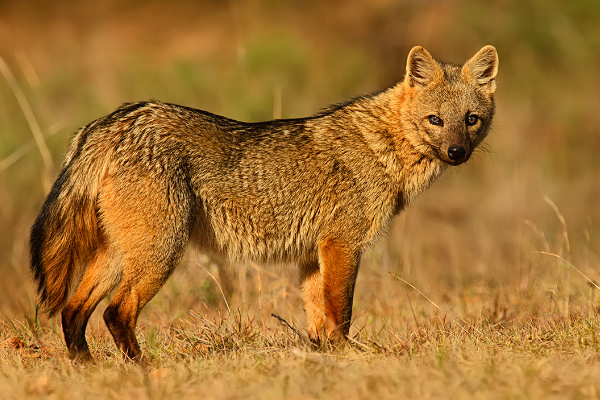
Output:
[{"left": 0, "top": 0, "right": 599, "bottom": 335}]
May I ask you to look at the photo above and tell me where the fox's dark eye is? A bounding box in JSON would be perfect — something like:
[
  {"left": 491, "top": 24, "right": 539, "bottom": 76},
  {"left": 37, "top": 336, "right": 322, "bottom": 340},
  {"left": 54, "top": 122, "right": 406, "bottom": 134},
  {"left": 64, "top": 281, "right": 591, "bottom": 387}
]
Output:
[
  {"left": 466, "top": 114, "right": 479, "bottom": 126},
  {"left": 428, "top": 115, "right": 443, "bottom": 126}
]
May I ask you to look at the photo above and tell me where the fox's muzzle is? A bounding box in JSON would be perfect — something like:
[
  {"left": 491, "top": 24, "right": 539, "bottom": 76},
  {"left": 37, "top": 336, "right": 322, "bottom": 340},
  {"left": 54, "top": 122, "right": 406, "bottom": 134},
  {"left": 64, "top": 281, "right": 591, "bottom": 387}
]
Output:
[{"left": 447, "top": 145, "right": 467, "bottom": 163}]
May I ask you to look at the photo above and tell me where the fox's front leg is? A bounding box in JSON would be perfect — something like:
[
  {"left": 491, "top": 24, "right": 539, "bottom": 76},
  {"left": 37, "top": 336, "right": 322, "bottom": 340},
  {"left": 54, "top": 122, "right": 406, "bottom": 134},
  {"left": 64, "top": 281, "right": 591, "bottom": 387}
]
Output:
[{"left": 300, "top": 239, "right": 360, "bottom": 342}]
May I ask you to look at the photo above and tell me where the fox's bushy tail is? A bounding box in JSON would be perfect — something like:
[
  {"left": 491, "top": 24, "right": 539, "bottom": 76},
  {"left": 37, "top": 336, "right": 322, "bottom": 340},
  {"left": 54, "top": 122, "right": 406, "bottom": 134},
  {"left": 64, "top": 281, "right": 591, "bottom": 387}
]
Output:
[{"left": 29, "top": 144, "right": 103, "bottom": 316}]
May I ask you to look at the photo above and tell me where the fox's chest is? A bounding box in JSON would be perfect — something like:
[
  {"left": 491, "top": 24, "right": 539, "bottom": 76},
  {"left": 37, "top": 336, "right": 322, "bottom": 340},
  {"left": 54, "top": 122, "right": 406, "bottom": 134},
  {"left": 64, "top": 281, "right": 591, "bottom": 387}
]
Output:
[{"left": 399, "top": 158, "right": 446, "bottom": 205}]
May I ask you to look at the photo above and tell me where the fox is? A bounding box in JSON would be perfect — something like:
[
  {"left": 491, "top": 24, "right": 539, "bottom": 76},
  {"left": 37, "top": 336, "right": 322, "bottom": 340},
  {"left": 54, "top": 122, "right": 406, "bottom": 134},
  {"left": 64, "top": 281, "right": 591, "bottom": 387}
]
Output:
[{"left": 30, "top": 45, "right": 498, "bottom": 362}]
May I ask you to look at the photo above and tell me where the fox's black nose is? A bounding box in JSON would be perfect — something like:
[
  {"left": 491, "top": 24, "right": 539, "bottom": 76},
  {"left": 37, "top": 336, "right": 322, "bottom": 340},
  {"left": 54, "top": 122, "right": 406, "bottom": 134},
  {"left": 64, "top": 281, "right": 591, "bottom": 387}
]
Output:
[{"left": 447, "top": 145, "right": 467, "bottom": 162}]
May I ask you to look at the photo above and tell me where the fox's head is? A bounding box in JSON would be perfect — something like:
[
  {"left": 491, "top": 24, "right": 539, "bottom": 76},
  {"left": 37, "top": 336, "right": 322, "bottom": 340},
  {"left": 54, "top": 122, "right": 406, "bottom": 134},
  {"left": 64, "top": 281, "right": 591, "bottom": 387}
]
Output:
[{"left": 400, "top": 45, "right": 498, "bottom": 166}]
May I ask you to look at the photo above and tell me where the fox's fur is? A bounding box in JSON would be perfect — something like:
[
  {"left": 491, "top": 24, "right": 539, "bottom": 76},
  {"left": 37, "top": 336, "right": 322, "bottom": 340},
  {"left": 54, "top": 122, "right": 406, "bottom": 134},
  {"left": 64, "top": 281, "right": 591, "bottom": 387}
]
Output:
[{"left": 30, "top": 45, "right": 499, "bottom": 362}]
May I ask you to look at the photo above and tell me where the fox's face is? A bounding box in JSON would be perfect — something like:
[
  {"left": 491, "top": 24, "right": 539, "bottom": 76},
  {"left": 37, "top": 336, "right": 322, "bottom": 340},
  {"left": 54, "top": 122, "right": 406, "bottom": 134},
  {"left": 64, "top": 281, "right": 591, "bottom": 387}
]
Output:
[{"left": 400, "top": 46, "right": 499, "bottom": 166}]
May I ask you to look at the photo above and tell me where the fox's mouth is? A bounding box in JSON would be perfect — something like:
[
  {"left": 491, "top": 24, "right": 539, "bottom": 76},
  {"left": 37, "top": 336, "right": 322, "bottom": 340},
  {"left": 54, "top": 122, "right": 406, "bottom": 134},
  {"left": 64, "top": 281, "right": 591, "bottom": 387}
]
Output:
[{"left": 442, "top": 156, "right": 470, "bottom": 166}]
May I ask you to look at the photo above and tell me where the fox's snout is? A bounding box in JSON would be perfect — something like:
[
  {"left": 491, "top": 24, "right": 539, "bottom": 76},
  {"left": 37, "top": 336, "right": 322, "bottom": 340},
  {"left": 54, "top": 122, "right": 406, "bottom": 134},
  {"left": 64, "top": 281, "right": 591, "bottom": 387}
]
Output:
[
  {"left": 447, "top": 144, "right": 467, "bottom": 164},
  {"left": 435, "top": 140, "right": 471, "bottom": 165}
]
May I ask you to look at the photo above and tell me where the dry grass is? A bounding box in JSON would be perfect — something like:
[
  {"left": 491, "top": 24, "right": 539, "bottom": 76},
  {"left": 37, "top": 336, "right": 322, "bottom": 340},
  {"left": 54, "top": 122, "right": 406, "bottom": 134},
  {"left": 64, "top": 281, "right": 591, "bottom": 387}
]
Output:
[
  {"left": 3, "top": 290, "right": 600, "bottom": 399},
  {"left": 1, "top": 0, "right": 600, "bottom": 398}
]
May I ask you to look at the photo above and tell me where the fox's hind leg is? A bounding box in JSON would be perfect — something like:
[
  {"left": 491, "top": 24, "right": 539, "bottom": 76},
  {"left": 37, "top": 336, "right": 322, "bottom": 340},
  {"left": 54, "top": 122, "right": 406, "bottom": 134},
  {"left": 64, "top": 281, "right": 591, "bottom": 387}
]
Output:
[
  {"left": 102, "top": 256, "right": 182, "bottom": 362},
  {"left": 61, "top": 241, "right": 119, "bottom": 362},
  {"left": 99, "top": 174, "right": 192, "bottom": 362}
]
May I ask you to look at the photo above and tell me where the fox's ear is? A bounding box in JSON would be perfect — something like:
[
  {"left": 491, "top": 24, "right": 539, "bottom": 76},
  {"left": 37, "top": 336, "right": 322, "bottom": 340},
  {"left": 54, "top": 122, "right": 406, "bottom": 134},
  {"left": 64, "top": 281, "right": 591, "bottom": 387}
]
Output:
[
  {"left": 462, "top": 45, "right": 499, "bottom": 93},
  {"left": 405, "top": 46, "right": 442, "bottom": 87}
]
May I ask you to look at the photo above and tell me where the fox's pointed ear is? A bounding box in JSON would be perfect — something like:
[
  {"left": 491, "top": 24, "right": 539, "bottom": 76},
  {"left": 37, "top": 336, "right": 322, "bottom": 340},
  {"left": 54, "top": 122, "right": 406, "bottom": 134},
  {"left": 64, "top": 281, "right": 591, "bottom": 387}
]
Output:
[
  {"left": 462, "top": 45, "right": 499, "bottom": 93},
  {"left": 405, "top": 46, "right": 442, "bottom": 87}
]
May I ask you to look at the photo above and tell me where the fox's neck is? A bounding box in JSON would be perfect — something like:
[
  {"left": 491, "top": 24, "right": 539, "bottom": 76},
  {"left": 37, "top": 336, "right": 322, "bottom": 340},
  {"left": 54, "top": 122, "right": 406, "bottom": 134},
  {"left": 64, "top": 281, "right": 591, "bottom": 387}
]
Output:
[{"left": 331, "top": 83, "right": 448, "bottom": 210}]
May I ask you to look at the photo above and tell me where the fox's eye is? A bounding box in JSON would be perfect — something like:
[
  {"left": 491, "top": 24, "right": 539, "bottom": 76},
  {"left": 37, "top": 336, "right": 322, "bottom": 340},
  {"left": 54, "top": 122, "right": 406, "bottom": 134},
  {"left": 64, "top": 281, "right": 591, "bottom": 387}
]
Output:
[
  {"left": 428, "top": 115, "right": 443, "bottom": 126},
  {"left": 466, "top": 114, "right": 479, "bottom": 126}
]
